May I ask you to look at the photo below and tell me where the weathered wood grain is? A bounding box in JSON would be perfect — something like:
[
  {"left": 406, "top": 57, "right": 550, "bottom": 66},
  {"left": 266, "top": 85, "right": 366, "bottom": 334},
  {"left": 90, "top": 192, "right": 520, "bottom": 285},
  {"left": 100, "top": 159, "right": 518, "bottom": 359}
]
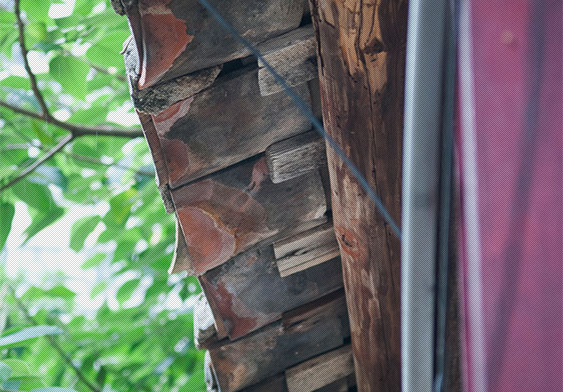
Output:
[
  {"left": 242, "top": 374, "right": 288, "bottom": 392},
  {"left": 194, "top": 293, "right": 217, "bottom": 349},
  {"left": 274, "top": 222, "right": 339, "bottom": 277},
  {"left": 151, "top": 66, "right": 312, "bottom": 188},
  {"left": 208, "top": 290, "right": 349, "bottom": 391},
  {"left": 124, "top": 0, "right": 307, "bottom": 88},
  {"left": 273, "top": 222, "right": 336, "bottom": 259},
  {"left": 285, "top": 344, "right": 354, "bottom": 392},
  {"left": 199, "top": 241, "right": 343, "bottom": 339},
  {"left": 266, "top": 130, "right": 327, "bottom": 184},
  {"left": 256, "top": 26, "right": 318, "bottom": 96},
  {"left": 170, "top": 155, "right": 327, "bottom": 274},
  {"left": 309, "top": 0, "right": 408, "bottom": 390}
]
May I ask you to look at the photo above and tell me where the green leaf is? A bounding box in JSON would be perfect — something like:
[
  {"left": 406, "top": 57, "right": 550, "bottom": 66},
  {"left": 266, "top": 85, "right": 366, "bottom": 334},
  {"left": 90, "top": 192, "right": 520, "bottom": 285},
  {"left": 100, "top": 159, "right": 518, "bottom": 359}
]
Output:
[
  {"left": 12, "top": 180, "right": 53, "bottom": 211},
  {"left": 116, "top": 278, "right": 141, "bottom": 304},
  {"left": 0, "top": 75, "right": 30, "bottom": 89},
  {"left": 0, "top": 325, "right": 63, "bottom": 347},
  {"left": 21, "top": 285, "right": 75, "bottom": 301},
  {"left": 0, "top": 359, "right": 31, "bottom": 379},
  {"left": 0, "top": 202, "right": 15, "bottom": 250},
  {"left": 49, "top": 56, "right": 90, "bottom": 99},
  {"left": 82, "top": 253, "right": 105, "bottom": 269},
  {"left": 23, "top": 207, "right": 65, "bottom": 243},
  {"left": 86, "top": 31, "right": 129, "bottom": 68},
  {"left": 31, "top": 388, "right": 78, "bottom": 392},
  {"left": 90, "top": 281, "right": 107, "bottom": 298},
  {"left": 69, "top": 215, "right": 100, "bottom": 251},
  {"left": 9, "top": 375, "right": 44, "bottom": 390},
  {"left": 104, "top": 189, "right": 137, "bottom": 227},
  {"left": 20, "top": 0, "right": 53, "bottom": 23},
  {"left": 0, "top": 362, "right": 11, "bottom": 382},
  {"left": 31, "top": 122, "right": 54, "bottom": 145}
]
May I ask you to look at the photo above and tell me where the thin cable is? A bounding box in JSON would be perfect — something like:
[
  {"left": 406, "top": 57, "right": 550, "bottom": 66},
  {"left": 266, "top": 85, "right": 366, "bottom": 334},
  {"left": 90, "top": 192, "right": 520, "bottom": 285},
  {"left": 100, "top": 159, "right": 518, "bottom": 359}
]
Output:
[{"left": 197, "top": 0, "right": 402, "bottom": 240}]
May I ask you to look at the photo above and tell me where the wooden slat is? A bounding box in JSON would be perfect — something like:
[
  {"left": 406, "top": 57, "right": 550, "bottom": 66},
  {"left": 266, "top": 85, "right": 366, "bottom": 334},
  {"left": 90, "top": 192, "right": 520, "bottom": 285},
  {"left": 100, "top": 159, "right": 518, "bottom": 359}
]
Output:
[
  {"left": 170, "top": 155, "right": 327, "bottom": 275},
  {"left": 208, "top": 290, "right": 349, "bottom": 391},
  {"left": 273, "top": 222, "right": 335, "bottom": 259},
  {"left": 266, "top": 130, "right": 327, "bottom": 184},
  {"left": 273, "top": 222, "right": 338, "bottom": 277},
  {"left": 256, "top": 26, "right": 318, "bottom": 96},
  {"left": 123, "top": 0, "right": 306, "bottom": 88},
  {"left": 151, "top": 66, "right": 312, "bottom": 188},
  {"left": 277, "top": 243, "right": 340, "bottom": 277},
  {"left": 199, "top": 241, "right": 342, "bottom": 340},
  {"left": 310, "top": 0, "right": 407, "bottom": 390},
  {"left": 285, "top": 345, "right": 354, "bottom": 392}
]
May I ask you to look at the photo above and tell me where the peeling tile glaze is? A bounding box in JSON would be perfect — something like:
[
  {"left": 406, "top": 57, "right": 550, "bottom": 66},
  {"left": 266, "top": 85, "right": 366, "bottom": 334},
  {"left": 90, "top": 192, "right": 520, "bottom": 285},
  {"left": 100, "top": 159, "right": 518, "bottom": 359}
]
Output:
[{"left": 137, "top": 0, "right": 192, "bottom": 89}]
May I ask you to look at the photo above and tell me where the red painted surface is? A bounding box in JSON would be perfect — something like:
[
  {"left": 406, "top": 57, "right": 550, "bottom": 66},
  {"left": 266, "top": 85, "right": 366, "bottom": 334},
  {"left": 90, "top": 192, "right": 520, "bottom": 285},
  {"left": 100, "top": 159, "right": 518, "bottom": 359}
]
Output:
[
  {"left": 172, "top": 178, "right": 275, "bottom": 274},
  {"left": 151, "top": 98, "right": 206, "bottom": 186},
  {"left": 457, "top": 1, "right": 562, "bottom": 391},
  {"left": 137, "top": 0, "right": 192, "bottom": 89}
]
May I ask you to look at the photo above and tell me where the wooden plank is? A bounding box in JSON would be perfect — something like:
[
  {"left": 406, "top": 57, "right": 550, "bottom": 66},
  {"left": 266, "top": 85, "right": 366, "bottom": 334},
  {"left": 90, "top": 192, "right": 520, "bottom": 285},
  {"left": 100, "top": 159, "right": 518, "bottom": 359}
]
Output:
[
  {"left": 199, "top": 241, "right": 342, "bottom": 340},
  {"left": 273, "top": 222, "right": 335, "bottom": 259},
  {"left": 277, "top": 243, "right": 340, "bottom": 277},
  {"left": 151, "top": 67, "right": 312, "bottom": 188},
  {"left": 256, "top": 26, "right": 318, "bottom": 96},
  {"left": 309, "top": 0, "right": 408, "bottom": 390},
  {"left": 273, "top": 222, "right": 339, "bottom": 277},
  {"left": 171, "top": 155, "right": 327, "bottom": 275},
  {"left": 242, "top": 374, "right": 288, "bottom": 392},
  {"left": 194, "top": 293, "right": 217, "bottom": 349},
  {"left": 208, "top": 290, "right": 349, "bottom": 391},
  {"left": 266, "top": 130, "right": 327, "bottom": 184},
  {"left": 285, "top": 345, "right": 354, "bottom": 392},
  {"left": 123, "top": 0, "right": 307, "bottom": 88}
]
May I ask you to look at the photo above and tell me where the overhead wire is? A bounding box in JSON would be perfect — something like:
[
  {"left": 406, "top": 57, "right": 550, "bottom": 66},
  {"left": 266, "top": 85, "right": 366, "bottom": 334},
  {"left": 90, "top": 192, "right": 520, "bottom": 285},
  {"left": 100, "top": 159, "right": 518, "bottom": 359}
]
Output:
[{"left": 197, "top": 0, "right": 402, "bottom": 240}]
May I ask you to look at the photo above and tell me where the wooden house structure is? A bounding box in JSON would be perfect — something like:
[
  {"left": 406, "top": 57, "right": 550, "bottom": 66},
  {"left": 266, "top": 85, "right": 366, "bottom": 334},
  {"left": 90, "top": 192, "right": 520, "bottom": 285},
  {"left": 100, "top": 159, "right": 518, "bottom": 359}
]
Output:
[
  {"left": 111, "top": 0, "right": 563, "bottom": 391},
  {"left": 112, "top": 0, "right": 421, "bottom": 391}
]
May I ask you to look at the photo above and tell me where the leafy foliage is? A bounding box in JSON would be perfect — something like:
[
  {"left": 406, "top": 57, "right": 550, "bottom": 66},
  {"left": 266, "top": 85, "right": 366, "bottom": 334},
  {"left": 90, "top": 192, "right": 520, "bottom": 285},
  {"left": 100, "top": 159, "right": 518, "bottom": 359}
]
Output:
[{"left": 0, "top": 1, "right": 205, "bottom": 391}]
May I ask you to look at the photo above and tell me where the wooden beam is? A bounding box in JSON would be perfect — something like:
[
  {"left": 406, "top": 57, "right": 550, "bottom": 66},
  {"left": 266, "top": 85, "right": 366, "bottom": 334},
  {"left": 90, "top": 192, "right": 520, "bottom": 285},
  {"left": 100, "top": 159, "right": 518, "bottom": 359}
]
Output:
[
  {"left": 207, "top": 290, "right": 349, "bottom": 391},
  {"left": 285, "top": 344, "right": 354, "bottom": 392},
  {"left": 265, "top": 130, "right": 327, "bottom": 184},
  {"left": 170, "top": 155, "right": 327, "bottom": 274},
  {"left": 309, "top": 0, "right": 408, "bottom": 390},
  {"left": 256, "top": 26, "right": 318, "bottom": 96},
  {"left": 273, "top": 222, "right": 339, "bottom": 277},
  {"left": 199, "top": 240, "right": 342, "bottom": 339}
]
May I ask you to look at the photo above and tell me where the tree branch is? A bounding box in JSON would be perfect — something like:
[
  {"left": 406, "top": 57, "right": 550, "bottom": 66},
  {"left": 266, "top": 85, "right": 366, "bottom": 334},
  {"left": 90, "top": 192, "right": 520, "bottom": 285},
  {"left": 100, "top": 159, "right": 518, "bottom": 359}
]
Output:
[
  {"left": 15, "top": 0, "right": 49, "bottom": 116},
  {"left": 0, "top": 100, "right": 143, "bottom": 138},
  {"left": 0, "top": 1, "right": 144, "bottom": 193},
  {"left": 0, "top": 134, "right": 74, "bottom": 192},
  {"left": 7, "top": 285, "right": 102, "bottom": 392}
]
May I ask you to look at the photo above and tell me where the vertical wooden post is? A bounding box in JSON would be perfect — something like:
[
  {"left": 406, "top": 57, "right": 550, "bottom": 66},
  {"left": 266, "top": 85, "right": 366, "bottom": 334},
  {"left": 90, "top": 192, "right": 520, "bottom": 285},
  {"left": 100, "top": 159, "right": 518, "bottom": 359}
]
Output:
[{"left": 308, "top": 0, "right": 408, "bottom": 390}]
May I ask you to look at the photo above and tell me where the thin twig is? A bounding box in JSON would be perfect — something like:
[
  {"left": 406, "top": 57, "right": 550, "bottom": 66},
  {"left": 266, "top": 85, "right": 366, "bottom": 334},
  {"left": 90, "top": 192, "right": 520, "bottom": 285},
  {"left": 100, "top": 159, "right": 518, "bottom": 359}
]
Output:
[
  {"left": 0, "top": 100, "right": 143, "bottom": 138},
  {"left": 3, "top": 142, "right": 154, "bottom": 177},
  {"left": 7, "top": 285, "right": 102, "bottom": 392},
  {"left": 0, "top": 134, "right": 74, "bottom": 192},
  {"left": 14, "top": 0, "right": 49, "bottom": 116}
]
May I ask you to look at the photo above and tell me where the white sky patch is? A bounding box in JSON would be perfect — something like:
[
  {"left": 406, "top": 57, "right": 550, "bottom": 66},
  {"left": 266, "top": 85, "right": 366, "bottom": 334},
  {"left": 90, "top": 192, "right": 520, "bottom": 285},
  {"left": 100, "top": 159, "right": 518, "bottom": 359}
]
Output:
[
  {"left": 49, "top": 0, "right": 75, "bottom": 19},
  {"left": 52, "top": 108, "right": 71, "bottom": 121},
  {"left": 27, "top": 146, "right": 40, "bottom": 158}
]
